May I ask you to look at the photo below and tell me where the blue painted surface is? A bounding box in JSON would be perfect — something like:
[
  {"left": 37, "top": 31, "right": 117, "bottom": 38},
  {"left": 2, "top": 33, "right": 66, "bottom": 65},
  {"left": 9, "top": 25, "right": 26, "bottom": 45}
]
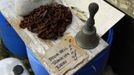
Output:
[
  {"left": 0, "top": 12, "right": 27, "bottom": 58},
  {"left": 27, "top": 47, "right": 49, "bottom": 75},
  {"left": 27, "top": 29, "right": 113, "bottom": 75}
]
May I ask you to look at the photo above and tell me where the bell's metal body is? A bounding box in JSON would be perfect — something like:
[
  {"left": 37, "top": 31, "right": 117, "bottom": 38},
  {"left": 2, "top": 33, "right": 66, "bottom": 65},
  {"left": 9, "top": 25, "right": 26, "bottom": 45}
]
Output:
[{"left": 75, "top": 26, "right": 99, "bottom": 49}]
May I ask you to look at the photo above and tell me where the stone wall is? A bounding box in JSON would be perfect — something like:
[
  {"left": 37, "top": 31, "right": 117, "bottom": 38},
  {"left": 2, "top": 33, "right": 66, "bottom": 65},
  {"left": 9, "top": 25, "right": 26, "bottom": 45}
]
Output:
[{"left": 106, "top": 0, "right": 134, "bottom": 18}]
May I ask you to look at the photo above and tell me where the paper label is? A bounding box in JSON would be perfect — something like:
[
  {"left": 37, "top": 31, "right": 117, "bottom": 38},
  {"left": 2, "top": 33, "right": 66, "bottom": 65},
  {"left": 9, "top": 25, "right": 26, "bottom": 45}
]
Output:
[{"left": 44, "top": 35, "right": 89, "bottom": 75}]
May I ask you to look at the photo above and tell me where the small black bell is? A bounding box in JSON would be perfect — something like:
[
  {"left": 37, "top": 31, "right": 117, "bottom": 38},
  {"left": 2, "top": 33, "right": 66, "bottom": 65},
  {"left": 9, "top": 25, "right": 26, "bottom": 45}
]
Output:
[{"left": 75, "top": 3, "right": 99, "bottom": 49}]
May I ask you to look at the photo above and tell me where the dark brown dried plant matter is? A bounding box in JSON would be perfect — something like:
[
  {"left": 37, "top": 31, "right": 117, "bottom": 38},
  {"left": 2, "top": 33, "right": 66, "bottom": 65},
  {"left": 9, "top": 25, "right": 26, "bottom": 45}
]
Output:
[{"left": 20, "top": 4, "right": 72, "bottom": 40}]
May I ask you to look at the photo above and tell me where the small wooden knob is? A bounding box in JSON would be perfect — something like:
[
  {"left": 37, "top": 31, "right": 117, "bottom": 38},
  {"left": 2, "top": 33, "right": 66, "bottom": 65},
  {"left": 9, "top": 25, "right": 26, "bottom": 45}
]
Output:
[{"left": 89, "top": 3, "right": 99, "bottom": 18}]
